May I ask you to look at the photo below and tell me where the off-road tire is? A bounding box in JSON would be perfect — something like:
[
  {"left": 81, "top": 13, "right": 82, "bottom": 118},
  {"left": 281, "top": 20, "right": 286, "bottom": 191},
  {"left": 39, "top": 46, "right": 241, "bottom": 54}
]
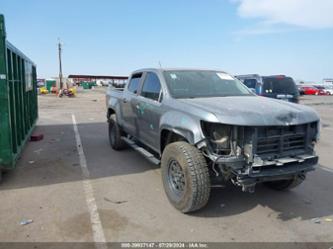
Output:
[
  {"left": 108, "top": 114, "right": 126, "bottom": 150},
  {"left": 161, "top": 142, "right": 211, "bottom": 213},
  {"left": 264, "top": 174, "right": 305, "bottom": 191}
]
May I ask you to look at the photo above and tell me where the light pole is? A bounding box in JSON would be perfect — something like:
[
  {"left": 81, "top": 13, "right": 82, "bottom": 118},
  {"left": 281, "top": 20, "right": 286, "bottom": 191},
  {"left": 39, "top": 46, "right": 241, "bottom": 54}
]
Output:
[{"left": 58, "top": 39, "right": 63, "bottom": 90}]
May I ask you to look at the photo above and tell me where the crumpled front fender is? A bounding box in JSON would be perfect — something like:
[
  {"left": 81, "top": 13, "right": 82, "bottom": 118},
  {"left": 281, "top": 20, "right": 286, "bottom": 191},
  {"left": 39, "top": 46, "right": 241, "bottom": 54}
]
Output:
[{"left": 159, "top": 111, "right": 205, "bottom": 145}]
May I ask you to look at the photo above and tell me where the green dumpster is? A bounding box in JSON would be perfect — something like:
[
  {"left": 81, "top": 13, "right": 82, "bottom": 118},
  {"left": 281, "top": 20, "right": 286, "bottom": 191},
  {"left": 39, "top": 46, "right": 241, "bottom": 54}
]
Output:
[
  {"left": 81, "top": 81, "right": 94, "bottom": 89},
  {"left": 0, "top": 15, "right": 38, "bottom": 177},
  {"left": 45, "top": 79, "right": 56, "bottom": 92},
  {"left": 81, "top": 82, "right": 90, "bottom": 89}
]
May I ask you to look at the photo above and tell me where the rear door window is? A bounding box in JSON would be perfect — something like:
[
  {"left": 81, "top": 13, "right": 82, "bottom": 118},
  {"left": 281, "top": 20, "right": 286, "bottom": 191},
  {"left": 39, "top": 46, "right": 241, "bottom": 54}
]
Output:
[
  {"left": 128, "top": 74, "right": 142, "bottom": 94},
  {"left": 141, "top": 72, "right": 161, "bottom": 101}
]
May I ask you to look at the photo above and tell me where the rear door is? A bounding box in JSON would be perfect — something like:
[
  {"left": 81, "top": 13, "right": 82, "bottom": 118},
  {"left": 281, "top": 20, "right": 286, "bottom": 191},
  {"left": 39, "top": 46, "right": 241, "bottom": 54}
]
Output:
[
  {"left": 121, "top": 73, "right": 143, "bottom": 135},
  {"left": 135, "top": 72, "right": 163, "bottom": 150}
]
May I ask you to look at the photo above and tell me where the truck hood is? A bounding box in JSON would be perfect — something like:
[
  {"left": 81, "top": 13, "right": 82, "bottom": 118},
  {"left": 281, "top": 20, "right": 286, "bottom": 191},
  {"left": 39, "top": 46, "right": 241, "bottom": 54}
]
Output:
[{"left": 179, "top": 96, "right": 319, "bottom": 126}]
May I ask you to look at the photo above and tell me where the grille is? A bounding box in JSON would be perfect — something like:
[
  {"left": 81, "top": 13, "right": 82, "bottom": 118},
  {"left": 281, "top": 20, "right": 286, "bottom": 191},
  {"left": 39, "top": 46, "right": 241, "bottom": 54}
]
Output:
[{"left": 255, "top": 125, "right": 307, "bottom": 156}]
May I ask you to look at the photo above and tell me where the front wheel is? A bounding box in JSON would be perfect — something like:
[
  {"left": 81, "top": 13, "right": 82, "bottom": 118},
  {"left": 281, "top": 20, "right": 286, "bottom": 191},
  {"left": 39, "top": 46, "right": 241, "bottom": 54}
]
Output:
[
  {"left": 161, "top": 142, "right": 211, "bottom": 213},
  {"left": 263, "top": 174, "right": 305, "bottom": 191}
]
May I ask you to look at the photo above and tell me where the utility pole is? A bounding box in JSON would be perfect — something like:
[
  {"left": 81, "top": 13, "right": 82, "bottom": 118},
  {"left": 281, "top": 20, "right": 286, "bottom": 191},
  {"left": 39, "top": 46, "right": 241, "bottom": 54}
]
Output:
[{"left": 58, "top": 39, "right": 63, "bottom": 90}]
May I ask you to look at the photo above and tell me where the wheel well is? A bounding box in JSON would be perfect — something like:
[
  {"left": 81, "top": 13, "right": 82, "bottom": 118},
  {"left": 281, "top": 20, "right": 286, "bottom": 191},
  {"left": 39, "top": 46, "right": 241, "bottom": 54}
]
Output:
[{"left": 161, "top": 130, "right": 188, "bottom": 153}]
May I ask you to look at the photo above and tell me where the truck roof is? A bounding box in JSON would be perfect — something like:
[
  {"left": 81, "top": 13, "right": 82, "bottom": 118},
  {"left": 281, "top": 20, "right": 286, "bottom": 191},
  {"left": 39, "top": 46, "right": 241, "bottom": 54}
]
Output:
[{"left": 131, "top": 68, "right": 228, "bottom": 74}]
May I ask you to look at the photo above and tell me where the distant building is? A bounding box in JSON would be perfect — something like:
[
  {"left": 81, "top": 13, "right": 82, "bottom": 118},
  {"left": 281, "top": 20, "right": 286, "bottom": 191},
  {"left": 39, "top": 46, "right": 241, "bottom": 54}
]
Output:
[
  {"left": 297, "top": 81, "right": 318, "bottom": 86},
  {"left": 323, "top": 78, "right": 333, "bottom": 85},
  {"left": 68, "top": 74, "right": 128, "bottom": 85}
]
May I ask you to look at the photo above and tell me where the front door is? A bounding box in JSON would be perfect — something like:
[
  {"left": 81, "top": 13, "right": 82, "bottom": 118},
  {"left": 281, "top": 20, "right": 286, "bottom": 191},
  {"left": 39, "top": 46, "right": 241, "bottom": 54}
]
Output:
[{"left": 135, "top": 72, "right": 163, "bottom": 150}]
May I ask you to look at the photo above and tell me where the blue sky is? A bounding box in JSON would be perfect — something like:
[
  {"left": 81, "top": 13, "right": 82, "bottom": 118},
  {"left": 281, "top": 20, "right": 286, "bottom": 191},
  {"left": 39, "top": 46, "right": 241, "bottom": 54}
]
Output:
[{"left": 1, "top": 0, "right": 332, "bottom": 82}]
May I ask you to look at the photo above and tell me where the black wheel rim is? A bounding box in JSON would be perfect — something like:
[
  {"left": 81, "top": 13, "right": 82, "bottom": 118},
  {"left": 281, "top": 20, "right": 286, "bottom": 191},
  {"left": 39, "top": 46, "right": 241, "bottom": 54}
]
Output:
[{"left": 167, "top": 159, "right": 186, "bottom": 197}]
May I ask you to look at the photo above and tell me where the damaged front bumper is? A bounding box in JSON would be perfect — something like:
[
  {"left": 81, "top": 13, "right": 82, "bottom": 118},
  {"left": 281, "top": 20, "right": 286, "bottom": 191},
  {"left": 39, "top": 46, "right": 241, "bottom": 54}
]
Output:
[
  {"left": 208, "top": 152, "right": 318, "bottom": 192},
  {"left": 235, "top": 154, "right": 318, "bottom": 192}
]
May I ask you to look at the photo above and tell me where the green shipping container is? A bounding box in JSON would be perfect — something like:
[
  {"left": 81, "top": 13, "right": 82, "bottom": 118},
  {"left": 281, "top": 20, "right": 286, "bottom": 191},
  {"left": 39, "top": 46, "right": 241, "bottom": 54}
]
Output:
[{"left": 0, "top": 15, "right": 38, "bottom": 177}]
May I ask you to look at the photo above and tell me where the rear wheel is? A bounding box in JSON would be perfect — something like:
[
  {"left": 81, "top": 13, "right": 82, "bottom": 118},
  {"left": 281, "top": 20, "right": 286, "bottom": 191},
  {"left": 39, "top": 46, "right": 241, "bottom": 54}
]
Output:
[
  {"left": 108, "top": 114, "right": 126, "bottom": 150},
  {"left": 161, "top": 142, "right": 211, "bottom": 213},
  {"left": 264, "top": 174, "right": 305, "bottom": 191}
]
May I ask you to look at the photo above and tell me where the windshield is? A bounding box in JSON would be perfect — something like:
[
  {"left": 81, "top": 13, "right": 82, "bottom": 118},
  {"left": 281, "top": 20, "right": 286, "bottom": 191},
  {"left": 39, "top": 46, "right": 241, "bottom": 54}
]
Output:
[
  {"left": 262, "top": 77, "right": 298, "bottom": 94},
  {"left": 163, "top": 70, "right": 253, "bottom": 98}
]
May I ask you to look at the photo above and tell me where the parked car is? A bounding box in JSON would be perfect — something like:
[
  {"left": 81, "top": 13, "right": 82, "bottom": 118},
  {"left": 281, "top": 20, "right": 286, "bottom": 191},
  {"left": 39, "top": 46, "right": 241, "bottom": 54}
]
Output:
[
  {"left": 235, "top": 74, "right": 299, "bottom": 103},
  {"left": 106, "top": 68, "right": 320, "bottom": 213},
  {"left": 324, "top": 85, "right": 333, "bottom": 95},
  {"left": 314, "top": 86, "right": 332, "bottom": 95},
  {"left": 300, "top": 86, "right": 320, "bottom": 95}
]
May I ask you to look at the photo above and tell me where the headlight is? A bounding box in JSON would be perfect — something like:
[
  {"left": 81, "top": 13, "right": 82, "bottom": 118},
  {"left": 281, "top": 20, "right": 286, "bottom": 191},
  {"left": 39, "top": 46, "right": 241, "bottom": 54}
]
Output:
[
  {"left": 244, "top": 143, "right": 253, "bottom": 162},
  {"left": 201, "top": 121, "right": 232, "bottom": 154}
]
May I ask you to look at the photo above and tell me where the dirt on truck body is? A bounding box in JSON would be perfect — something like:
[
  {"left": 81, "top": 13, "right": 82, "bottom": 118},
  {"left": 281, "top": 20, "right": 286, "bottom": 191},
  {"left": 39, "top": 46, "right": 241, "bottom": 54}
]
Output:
[{"left": 106, "top": 68, "right": 320, "bottom": 213}]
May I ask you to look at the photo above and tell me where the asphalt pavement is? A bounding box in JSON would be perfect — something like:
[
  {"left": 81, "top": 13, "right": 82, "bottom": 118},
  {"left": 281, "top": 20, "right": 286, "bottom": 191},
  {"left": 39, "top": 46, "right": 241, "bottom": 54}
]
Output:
[{"left": 0, "top": 89, "right": 332, "bottom": 243}]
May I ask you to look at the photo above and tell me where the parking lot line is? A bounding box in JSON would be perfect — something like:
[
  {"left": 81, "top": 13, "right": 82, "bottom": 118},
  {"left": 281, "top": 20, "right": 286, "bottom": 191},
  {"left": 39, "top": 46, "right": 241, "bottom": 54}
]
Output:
[
  {"left": 72, "top": 114, "right": 107, "bottom": 248},
  {"left": 319, "top": 165, "right": 333, "bottom": 173}
]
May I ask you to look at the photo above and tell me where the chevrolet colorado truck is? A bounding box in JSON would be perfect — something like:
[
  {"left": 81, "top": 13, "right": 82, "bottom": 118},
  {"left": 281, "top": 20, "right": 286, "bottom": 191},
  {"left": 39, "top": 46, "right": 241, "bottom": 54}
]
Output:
[{"left": 106, "top": 68, "right": 320, "bottom": 213}]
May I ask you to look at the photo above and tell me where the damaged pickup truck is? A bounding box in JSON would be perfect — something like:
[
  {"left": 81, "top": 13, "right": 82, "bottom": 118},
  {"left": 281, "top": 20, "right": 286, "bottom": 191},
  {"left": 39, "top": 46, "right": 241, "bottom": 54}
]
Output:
[{"left": 106, "top": 68, "right": 320, "bottom": 213}]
